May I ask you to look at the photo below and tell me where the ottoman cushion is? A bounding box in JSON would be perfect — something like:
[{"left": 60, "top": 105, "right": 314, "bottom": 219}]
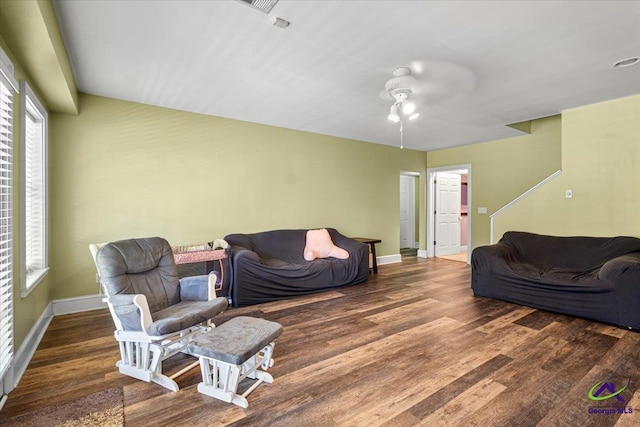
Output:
[{"left": 188, "top": 316, "right": 283, "bottom": 365}]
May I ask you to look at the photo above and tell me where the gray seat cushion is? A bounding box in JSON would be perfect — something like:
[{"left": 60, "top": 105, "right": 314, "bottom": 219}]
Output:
[
  {"left": 188, "top": 316, "right": 283, "bottom": 365},
  {"left": 149, "top": 297, "right": 228, "bottom": 336}
]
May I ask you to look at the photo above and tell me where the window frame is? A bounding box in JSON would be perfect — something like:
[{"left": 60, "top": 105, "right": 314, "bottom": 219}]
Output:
[
  {"left": 0, "top": 46, "right": 17, "bottom": 395},
  {"left": 19, "top": 81, "right": 48, "bottom": 297}
]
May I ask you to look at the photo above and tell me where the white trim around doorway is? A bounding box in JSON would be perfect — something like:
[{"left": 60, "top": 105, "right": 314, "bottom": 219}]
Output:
[{"left": 425, "top": 164, "right": 472, "bottom": 264}]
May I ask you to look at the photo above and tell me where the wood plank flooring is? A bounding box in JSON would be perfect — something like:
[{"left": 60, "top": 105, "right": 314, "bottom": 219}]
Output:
[{"left": 2, "top": 256, "right": 640, "bottom": 426}]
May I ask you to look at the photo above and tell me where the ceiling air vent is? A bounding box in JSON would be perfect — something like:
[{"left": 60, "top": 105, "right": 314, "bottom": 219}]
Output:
[{"left": 235, "top": 0, "right": 279, "bottom": 14}]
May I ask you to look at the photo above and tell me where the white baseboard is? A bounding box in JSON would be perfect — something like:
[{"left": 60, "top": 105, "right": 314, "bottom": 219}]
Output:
[
  {"left": 51, "top": 294, "right": 107, "bottom": 316},
  {"left": 461, "top": 245, "right": 468, "bottom": 251},
  {"left": 417, "top": 249, "right": 428, "bottom": 258},
  {"left": 377, "top": 254, "right": 402, "bottom": 265},
  {"left": 11, "top": 294, "right": 106, "bottom": 392},
  {"left": 12, "top": 302, "right": 53, "bottom": 391}
]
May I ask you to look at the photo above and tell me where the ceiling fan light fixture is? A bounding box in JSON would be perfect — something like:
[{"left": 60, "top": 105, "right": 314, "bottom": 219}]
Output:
[
  {"left": 390, "top": 89, "right": 410, "bottom": 103},
  {"left": 388, "top": 104, "right": 400, "bottom": 123},
  {"left": 402, "top": 102, "right": 416, "bottom": 115},
  {"left": 382, "top": 66, "right": 425, "bottom": 148}
]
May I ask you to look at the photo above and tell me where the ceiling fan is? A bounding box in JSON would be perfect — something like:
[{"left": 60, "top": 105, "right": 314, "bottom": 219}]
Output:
[
  {"left": 382, "top": 67, "right": 421, "bottom": 124},
  {"left": 380, "top": 60, "right": 478, "bottom": 148}
]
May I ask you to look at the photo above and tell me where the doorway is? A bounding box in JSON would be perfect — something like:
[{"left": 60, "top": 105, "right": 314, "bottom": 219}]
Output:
[
  {"left": 426, "top": 165, "right": 471, "bottom": 264},
  {"left": 400, "top": 172, "right": 419, "bottom": 258}
]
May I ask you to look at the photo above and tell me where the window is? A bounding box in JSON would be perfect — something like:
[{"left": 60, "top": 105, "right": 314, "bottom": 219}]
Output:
[
  {"left": 0, "top": 46, "right": 17, "bottom": 396},
  {"left": 19, "top": 81, "right": 48, "bottom": 296}
]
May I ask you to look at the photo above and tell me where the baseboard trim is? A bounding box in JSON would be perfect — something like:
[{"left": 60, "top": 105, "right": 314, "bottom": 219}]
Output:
[
  {"left": 417, "top": 250, "right": 428, "bottom": 258},
  {"left": 51, "top": 294, "right": 107, "bottom": 316},
  {"left": 13, "top": 303, "right": 53, "bottom": 391},
  {"left": 377, "top": 254, "right": 402, "bottom": 265},
  {"left": 11, "top": 294, "right": 106, "bottom": 392}
]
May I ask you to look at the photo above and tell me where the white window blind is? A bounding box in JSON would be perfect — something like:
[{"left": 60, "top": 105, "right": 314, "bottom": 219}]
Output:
[
  {"left": 0, "top": 50, "right": 16, "bottom": 388},
  {"left": 20, "top": 82, "right": 47, "bottom": 295}
]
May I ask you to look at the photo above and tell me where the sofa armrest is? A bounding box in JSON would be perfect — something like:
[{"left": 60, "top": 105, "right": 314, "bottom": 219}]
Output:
[
  {"left": 107, "top": 294, "right": 152, "bottom": 333},
  {"left": 471, "top": 242, "right": 520, "bottom": 269},
  {"left": 327, "top": 229, "right": 368, "bottom": 259},
  {"left": 326, "top": 229, "right": 369, "bottom": 282},
  {"left": 180, "top": 273, "right": 219, "bottom": 301},
  {"left": 230, "top": 246, "right": 262, "bottom": 263},
  {"left": 598, "top": 252, "right": 640, "bottom": 285},
  {"left": 598, "top": 252, "right": 640, "bottom": 329},
  {"left": 225, "top": 233, "right": 255, "bottom": 252},
  {"left": 471, "top": 243, "right": 520, "bottom": 297}
]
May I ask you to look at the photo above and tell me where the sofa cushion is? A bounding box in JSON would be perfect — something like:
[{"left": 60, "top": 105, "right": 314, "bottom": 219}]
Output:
[{"left": 501, "top": 231, "right": 640, "bottom": 271}]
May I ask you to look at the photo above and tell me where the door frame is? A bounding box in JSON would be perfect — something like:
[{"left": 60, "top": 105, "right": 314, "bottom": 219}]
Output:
[
  {"left": 399, "top": 172, "right": 418, "bottom": 249},
  {"left": 434, "top": 172, "right": 462, "bottom": 256},
  {"left": 426, "top": 164, "right": 472, "bottom": 264}
]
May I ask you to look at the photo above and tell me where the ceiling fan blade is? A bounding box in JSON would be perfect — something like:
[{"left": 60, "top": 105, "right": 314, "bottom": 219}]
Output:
[
  {"left": 408, "top": 59, "right": 477, "bottom": 104},
  {"left": 418, "top": 104, "right": 502, "bottom": 128},
  {"left": 379, "top": 89, "right": 395, "bottom": 102},
  {"left": 380, "top": 59, "right": 477, "bottom": 107}
]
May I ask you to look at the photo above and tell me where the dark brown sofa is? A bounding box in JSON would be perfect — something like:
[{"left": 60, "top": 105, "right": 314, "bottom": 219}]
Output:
[
  {"left": 224, "top": 228, "right": 369, "bottom": 307},
  {"left": 471, "top": 231, "right": 640, "bottom": 330}
]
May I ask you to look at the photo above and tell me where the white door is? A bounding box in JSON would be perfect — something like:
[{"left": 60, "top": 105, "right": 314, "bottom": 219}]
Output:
[
  {"left": 435, "top": 172, "right": 461, "bottom": 256},
  {"left": 399, "top": 175, "right": 415, "bottom": 249}
]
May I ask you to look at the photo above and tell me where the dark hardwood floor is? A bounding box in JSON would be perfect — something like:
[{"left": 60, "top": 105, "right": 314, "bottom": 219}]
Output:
[{"left": 2, "top": 256, "right": 640, "bottom": 426}]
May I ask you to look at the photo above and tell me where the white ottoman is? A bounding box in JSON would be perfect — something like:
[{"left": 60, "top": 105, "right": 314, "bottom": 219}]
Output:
[{"left": 188, "top": 316, "right": 283, "bottom": 408}]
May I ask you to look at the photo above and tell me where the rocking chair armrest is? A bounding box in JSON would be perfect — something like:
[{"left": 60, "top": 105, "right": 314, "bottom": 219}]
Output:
[
  {"left": 106, "top": 294, "right": 153, "bottom": 333},
  {"left": 207, "top": 272, "right": 218, "bottom": 301},
  {"left": 179, "top": 272, "right": 219, "bottom": 301},
  {"left": 108, "top": 294, "right": 137, "bottom": 306}
]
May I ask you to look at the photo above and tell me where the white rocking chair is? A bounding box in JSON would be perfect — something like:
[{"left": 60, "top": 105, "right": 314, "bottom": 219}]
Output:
[{"left": 90, "top": 237, "right": 228, "bottom": 391}]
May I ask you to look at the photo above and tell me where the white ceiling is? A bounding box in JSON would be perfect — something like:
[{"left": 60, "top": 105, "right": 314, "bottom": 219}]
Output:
[{"left": 52, "top": 0, "right": 640, "bottom": 152}]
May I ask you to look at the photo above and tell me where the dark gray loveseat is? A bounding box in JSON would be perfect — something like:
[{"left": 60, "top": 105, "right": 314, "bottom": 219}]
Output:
[
  {"left": 471, "top": 231, "right": 640, "bottom": 330},
  {"left": 224, "top": 228, "right": 369, "bottom": 307}
]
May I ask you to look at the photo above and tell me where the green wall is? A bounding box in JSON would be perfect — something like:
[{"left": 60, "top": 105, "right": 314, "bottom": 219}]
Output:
[
  {"left": 494, "top": 95, "right": 640, "bottom": 240},
  {"left": 0, "top": 34, "right": 53, "bottom": 356},
  {"left": 4, "top": 0, "right": 638, "bottom": 362},
  {"left": 426, "top": 115, "right": 562, "bottom": 250},
  {"left": 49, "top": 94, "right": 427, "bottom": 302},
  {"left": 2, "top": 0, "right": 428, "bottom": 351},
  {"left": 0, "top": 0, "right": 78, "bottom": 114}
]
